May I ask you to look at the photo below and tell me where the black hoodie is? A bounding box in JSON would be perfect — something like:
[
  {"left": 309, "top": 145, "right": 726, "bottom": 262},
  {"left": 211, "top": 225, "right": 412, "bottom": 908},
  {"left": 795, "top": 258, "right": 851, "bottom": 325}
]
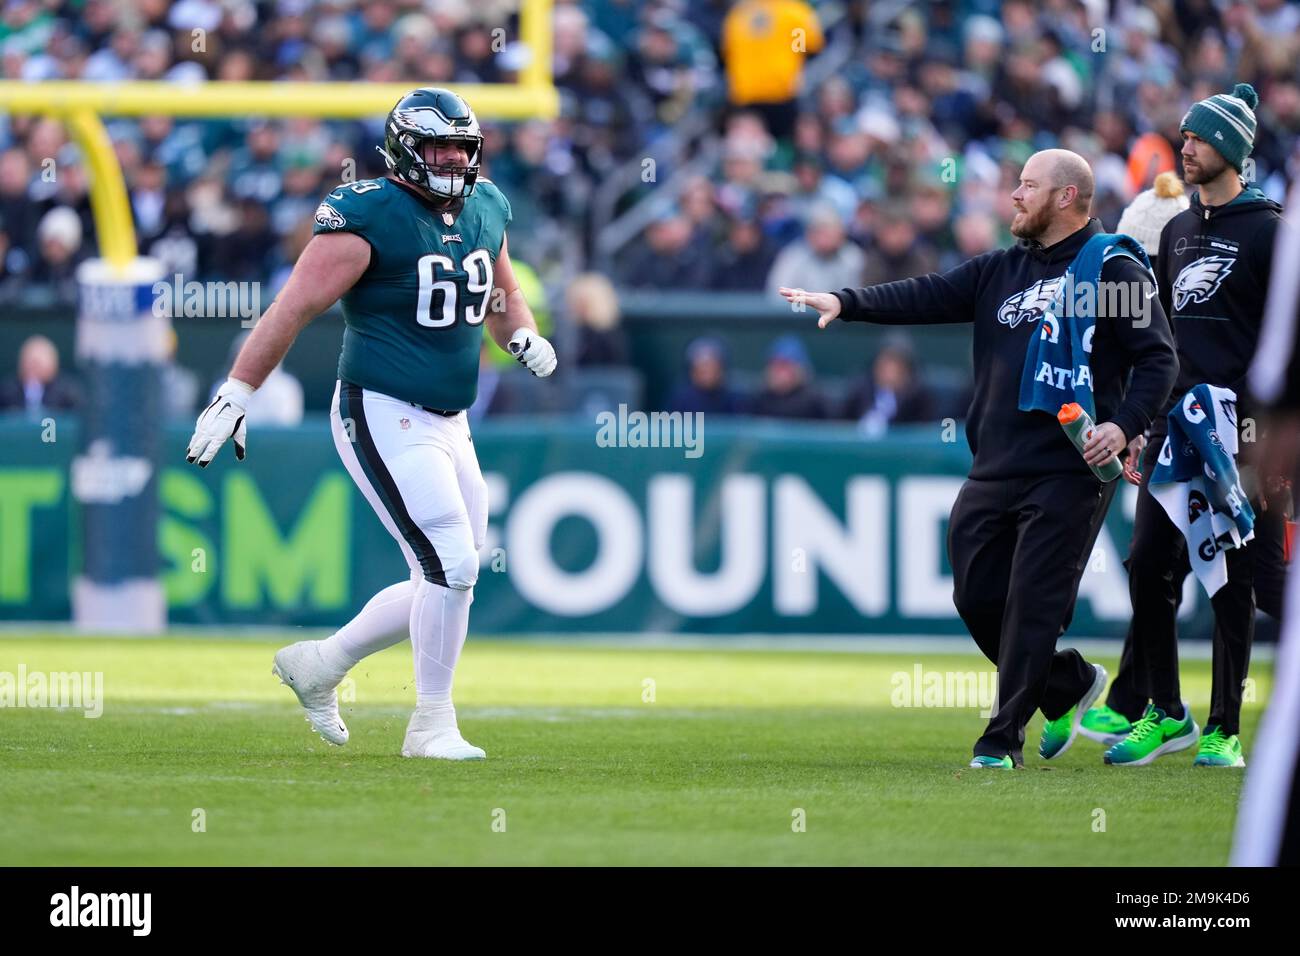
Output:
[
  {"left": 1155, "top": 185, "right": 1284, "bottom": 426},
  {"left": 833, "top": 218, "right": 1178, "bottom": 481}
]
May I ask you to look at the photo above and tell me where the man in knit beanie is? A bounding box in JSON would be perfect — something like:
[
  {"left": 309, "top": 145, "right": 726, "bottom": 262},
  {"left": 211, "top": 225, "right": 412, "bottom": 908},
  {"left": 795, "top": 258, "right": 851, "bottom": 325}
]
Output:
[
  {"left": 1081, "top": 83, "right": 1289, "bottom": 771},
  {"left": 1179, "top": 83, "right": 1260, "bottom": 177}
]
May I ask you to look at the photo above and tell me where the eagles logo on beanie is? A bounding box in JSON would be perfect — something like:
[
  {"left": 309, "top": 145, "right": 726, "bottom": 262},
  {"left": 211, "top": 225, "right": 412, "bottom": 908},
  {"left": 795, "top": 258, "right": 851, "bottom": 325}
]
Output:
[{"left": 1179, "top": 82, "right": 1259, "bottom": 172}]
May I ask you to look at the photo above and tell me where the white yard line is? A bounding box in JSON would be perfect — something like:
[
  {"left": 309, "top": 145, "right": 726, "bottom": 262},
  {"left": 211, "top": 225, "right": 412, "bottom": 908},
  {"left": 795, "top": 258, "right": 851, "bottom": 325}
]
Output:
[{"left": 0, "top": 624, "right": 1271, "bottom": 661}]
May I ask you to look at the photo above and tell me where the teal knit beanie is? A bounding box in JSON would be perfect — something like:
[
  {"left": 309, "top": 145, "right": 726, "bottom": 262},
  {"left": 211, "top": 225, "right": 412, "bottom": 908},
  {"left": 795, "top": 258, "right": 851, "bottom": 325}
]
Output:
[{"left": 1179, "top": 82, "right": 1259, "bottom": 172}]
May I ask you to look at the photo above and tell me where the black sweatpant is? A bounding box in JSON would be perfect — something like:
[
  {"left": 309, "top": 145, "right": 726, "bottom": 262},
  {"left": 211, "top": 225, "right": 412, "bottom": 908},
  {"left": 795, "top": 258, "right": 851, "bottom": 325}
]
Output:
[
  {"left": 949, "top": 471, "right": 1118, "bottom": 763},
  {"left": 1105, "top": 435, "right": 1286, "bottom": 735}
]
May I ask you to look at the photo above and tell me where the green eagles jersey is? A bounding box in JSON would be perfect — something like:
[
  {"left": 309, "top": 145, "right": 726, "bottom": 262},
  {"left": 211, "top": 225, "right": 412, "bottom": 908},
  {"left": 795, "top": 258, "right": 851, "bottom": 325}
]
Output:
[{"left": 311, "top": 176, "right": 512, "bottom": 410}]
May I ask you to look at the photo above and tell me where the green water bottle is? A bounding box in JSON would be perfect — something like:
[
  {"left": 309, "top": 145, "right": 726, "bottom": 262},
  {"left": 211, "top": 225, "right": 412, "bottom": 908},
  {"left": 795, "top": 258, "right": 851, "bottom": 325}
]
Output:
[{"left": 1058, "top": 403, "right": 1123, "bottom": 482}]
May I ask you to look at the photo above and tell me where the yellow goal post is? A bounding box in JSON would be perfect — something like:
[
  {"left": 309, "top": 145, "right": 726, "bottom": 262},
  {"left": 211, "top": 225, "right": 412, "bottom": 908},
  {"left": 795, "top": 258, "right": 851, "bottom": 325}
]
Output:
[{"left": 0, "top": 0, "right": 557, "bottom": 273}]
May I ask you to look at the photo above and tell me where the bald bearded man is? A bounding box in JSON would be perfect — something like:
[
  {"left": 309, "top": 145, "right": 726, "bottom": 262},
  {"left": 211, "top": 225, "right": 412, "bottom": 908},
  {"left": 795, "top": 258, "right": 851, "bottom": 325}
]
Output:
[{"left": 781, "top": 150, "right": 1178, "bottom": 768}]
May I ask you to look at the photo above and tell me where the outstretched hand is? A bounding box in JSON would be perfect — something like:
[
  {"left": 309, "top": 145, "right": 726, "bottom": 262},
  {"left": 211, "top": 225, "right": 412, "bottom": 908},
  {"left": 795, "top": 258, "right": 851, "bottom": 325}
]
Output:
[{"left": 778, "top": 287, "right": 842, "bottom": 329}]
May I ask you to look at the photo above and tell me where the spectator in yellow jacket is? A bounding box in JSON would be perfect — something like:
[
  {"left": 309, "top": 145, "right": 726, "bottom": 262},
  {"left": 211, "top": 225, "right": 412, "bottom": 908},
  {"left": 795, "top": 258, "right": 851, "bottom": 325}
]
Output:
[{"left": 722, "top": 0, "right": 824, "bottom": 140}]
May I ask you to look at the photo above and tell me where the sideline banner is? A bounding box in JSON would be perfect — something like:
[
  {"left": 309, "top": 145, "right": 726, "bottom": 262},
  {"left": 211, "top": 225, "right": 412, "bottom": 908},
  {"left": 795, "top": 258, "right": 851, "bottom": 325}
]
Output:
[{"left": 0, "top": 417, "right": 1200, "bottom": 636}]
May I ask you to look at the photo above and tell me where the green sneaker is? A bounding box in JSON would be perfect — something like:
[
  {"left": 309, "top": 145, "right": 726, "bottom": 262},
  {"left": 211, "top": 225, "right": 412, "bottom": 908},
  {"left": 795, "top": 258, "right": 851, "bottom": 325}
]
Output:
[
  {"left": 1079, "top": 704, "right": 1134, "bottom": 746},
  {"left": 968, "top": 755, "right": 1015, "bottom": 769},
  {"left": 1104, "top": 703, "right": 1199, "bottom": 766},
  {"left": 1040, "top": 664, "right": 1108, "bottom": 760},
  {"left": 1193, "top": 726, "right": 1245, "bottom": 767}
]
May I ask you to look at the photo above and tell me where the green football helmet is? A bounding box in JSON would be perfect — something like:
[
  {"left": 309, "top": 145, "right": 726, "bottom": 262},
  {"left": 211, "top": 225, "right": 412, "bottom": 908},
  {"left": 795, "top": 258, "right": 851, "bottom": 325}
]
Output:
[{"left": 378, "top": 87, "right": 484, "bottom": 201}]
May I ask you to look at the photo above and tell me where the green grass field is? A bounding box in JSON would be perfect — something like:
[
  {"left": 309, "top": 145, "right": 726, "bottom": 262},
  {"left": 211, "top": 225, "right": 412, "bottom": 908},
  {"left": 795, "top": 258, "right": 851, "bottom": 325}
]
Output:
[{"left": 0, "top": 633, "right": 1267, "bottom": 866}]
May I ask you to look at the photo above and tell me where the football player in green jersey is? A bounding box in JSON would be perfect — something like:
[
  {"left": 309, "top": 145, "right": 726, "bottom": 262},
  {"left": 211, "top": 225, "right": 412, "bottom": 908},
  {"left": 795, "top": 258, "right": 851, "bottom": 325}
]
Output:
[{"left": 187, "top": 88, "right": 556, "bottom": 760}]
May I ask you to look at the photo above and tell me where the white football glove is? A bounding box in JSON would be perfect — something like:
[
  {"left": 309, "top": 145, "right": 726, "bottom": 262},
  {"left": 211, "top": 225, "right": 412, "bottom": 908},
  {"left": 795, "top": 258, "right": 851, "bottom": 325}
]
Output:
[
  {"left": 508, "top": 327, "right": 557, "bottom": 377},
  {"left": 186, "top": 378, "right": 253, "bottom": 467}
]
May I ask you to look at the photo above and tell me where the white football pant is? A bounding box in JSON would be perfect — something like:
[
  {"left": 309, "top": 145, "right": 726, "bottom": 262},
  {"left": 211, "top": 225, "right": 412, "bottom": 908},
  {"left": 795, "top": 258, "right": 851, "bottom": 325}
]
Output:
[{"left": 326, "top": 381, "right": 487, "bottom": 702}]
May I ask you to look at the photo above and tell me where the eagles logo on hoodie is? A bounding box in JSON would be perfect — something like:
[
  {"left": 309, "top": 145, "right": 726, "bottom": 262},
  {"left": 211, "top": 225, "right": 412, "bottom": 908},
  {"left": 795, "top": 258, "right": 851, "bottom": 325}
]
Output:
[
  {"left": 1172, "top": 255, "right": 1235, "bottom": 311},
  {"left": 997, "top": 276, "right": 1065, "bottom": 329}
]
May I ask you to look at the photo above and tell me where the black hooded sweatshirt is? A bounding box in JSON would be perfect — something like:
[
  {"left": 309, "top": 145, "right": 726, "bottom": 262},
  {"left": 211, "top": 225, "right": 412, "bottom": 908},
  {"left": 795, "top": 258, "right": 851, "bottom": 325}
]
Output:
[
  {"left": 1155, "top": 185, "right": 1284, "bottom": 427},
  {"left": 833, "top": 218, "right": 1178, "bottom": 481}
]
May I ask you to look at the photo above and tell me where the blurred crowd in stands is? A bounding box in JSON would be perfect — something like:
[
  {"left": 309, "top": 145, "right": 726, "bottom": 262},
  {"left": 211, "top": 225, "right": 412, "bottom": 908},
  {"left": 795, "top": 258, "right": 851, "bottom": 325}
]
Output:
[
  {"left": 664, "top": 330, "right": 949, "bottom": 431},
  {"left": 2, "top": 0, "right": 1299, "bottom": 431}
]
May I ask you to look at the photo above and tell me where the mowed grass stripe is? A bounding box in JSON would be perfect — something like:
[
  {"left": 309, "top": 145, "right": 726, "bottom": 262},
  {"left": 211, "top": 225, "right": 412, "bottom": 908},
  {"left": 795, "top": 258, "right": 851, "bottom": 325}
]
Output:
[{"left": 0, "top": 636, "right": 1263, "bottom": 865}]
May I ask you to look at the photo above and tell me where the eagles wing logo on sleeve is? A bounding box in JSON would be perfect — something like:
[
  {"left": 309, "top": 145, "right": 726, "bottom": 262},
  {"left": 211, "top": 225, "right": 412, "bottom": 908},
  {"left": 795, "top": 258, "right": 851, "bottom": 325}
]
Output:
[
  {"left": 997, "top": 276, "right": 1065, "bottom": 329},
  {"left": 314, "top": 202, "right": 346, "bottom": 229},
  {"left": 1172, "top": 255, "right": 1234, "bottom": 311}
]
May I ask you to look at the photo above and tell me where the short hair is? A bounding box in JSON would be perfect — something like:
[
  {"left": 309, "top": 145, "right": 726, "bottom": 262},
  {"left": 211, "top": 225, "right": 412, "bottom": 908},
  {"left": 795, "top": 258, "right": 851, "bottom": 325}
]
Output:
[{"left": 1041, "top": 149, "right": 1095, "bottom": 212}]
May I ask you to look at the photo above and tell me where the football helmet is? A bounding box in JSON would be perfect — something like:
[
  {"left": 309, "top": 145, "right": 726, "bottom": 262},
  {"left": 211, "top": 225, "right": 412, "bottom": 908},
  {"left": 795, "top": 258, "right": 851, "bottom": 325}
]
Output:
[{"left": 378, "top": 87, "right": 483, "bottom": 201}]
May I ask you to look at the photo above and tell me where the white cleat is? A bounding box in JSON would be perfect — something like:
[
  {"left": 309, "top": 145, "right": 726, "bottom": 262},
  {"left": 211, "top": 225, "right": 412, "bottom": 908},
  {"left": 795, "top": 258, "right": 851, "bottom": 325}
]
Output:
[
  {"left": 272, "top": 641, "right": 349, "bottom": 746},
  {"left": 401, "top": 709, "right": 485, "bottom": 760}
]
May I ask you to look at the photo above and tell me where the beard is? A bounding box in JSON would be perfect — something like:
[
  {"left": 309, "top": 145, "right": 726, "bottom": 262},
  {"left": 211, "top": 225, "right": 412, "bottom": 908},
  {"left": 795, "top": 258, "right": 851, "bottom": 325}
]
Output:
[
  {"left": 1010, "top": 203, "right": 1053, "bottom": 240},
  {"left": 1183, "top": 149, "right": 1230, "bottom": 184}
]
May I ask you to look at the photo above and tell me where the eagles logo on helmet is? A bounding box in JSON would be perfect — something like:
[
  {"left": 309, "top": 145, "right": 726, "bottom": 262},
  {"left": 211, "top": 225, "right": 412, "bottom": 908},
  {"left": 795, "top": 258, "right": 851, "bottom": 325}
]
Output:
[{"left": 378, "top": 87, "right": 484, "bottom": 202}]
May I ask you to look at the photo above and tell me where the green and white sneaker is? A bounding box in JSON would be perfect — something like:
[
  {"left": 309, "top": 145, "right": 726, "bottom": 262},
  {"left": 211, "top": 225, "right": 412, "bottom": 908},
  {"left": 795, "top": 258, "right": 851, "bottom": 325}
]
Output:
[
  {"left": 1079, "top": 704, "right": 1134, "bottom": 746},
  {"left": 1040, "top": 663, "right": 1108, "bottom": 760},
  {"left": 1193, "top": 726, "right": 1245, "bottom": 767},
  {"left": 968, "top": 755, "right": 1015, "bottom": 769},
  {"left": 1103, "top": 703, "right": 1198, "bottom": 766}
]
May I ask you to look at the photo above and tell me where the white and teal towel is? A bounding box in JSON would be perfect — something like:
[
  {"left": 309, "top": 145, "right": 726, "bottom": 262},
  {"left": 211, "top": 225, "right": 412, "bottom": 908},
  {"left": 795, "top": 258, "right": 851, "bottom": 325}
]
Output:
[
  {"left": 1019, "top": 233, "right": 1152, "bottom": 420},
  {"left": 1150, "top": 384, "right": 1255, "bottom": 596}
]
